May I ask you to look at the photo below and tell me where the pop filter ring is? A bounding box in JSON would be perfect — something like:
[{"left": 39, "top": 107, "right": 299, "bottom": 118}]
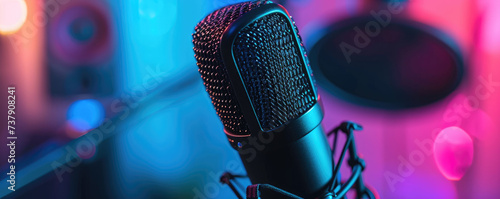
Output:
[{"left": 308, "top": 15, "right": 465, "bottom": 109}]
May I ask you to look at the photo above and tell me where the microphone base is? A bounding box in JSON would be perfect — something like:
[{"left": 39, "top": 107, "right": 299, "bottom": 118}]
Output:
[{"left": 238, "top": 126, "right": 333, "bottom": 198}]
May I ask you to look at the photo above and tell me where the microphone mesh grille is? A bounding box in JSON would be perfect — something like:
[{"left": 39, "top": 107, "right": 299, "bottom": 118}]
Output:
[
  {"left": 193, "top": 1, "right": 270, "bottom": 135},
  {"left": 233, "top": 13, "right": 316, "bottom": 131},
  {"left": 193, "top": 1, "right": 315, "bottom": 134}
]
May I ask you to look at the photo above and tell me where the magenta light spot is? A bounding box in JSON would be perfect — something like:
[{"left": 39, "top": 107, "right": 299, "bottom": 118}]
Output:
[
  {"left": 480, "top": 1, "right": 500, "bottom": 52},
  {"left": 433, "top": 126, "right": 474, "bottom": 181}
]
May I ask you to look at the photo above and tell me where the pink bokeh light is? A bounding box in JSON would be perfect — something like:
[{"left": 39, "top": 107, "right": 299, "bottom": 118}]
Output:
[{"left": 433, "top": 126, "right": 474, "bottom": 181}]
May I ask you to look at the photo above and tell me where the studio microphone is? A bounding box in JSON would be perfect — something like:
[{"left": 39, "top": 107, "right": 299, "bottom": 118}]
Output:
[{"left": 193, "top": 1, "right": 333, "bottom": 198}]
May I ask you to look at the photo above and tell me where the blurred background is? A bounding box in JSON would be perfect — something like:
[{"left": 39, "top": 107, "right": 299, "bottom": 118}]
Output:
[{"left": 0, "top": 0, "right": 499, "bottom": 198}]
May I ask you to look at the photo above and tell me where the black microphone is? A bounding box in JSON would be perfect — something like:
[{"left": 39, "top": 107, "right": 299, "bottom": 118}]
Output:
[{"left": 193, "top": 1, "right": 333, "bottom": 198}]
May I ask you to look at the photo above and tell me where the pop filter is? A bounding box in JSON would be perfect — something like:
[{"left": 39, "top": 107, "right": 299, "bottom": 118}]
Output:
[{"left": 309, "top": 4, "right": 464, "bottom": 109}]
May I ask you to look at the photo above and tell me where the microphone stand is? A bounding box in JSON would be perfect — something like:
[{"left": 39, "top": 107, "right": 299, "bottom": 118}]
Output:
[
  {"left": 326, "top": 121, "right": 377, "bottom": 199},
  {"left": 220, "top": 121, "right": 378, "bottom": 199}
]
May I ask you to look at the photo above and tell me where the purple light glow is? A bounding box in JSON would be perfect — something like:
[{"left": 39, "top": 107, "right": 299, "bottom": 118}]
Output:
[{"left": 49, "top": 1, "right": 112, "bottom": 65}]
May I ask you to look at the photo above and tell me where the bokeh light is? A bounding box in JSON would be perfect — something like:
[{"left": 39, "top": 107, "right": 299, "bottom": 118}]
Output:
[
  {"left": 67, "top": 99, "right": 105, "bottom": 132},
  {"left": 433, "top": 126, "right": 474, "bottom": 181},
  {"left": 0, "top": 0, "right": 27, "bottom": 34}
]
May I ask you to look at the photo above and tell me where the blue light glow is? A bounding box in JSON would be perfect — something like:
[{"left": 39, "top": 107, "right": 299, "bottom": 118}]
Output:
[{"left": 67, "top": 99, "right": 105, "bottom": 132}]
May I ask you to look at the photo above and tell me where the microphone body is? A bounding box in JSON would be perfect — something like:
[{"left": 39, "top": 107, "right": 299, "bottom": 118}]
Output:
[{"left": 193, "top": 1, "right": 333, "bottom": 197}]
